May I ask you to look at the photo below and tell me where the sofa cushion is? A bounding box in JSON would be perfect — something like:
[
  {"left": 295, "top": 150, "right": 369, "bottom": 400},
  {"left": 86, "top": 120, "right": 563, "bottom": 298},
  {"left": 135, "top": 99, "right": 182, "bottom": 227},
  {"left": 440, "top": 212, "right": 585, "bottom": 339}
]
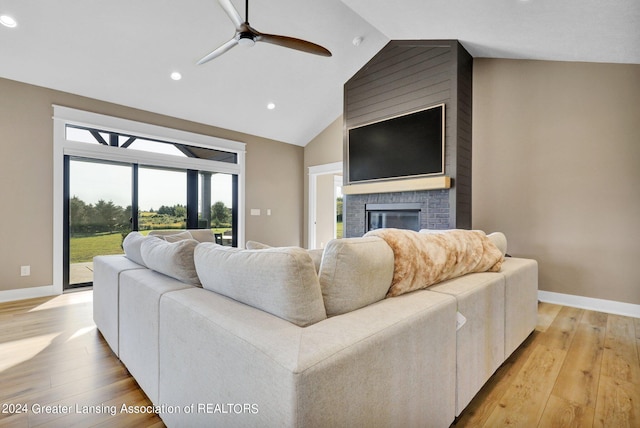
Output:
[
  {"left": 245, "top": 240, "right": 270, "bottom": 249},
  {"left": 148, "top": 229, "right": 215, "bottom": 243},
  {"left": 162, "top": 231, "right": 194, "bottom": 243},
  {"left": 245, "top": 241, "right": 323, "bottom": 273},
  {"left": 487, "top": 232, "right": 508, "bottom": 257},
  {"left": 318, "top": 237, "right": 394, "bottom": 316},
  {"left": 194, "top": 243, "right": 327, "bottom": 327},
  {"left": 188, "top": 229, "right": 216, "bottom": 243},
  {"left": 122, "top": 231, "right": 152, "bottom": 267},
  {"left": 140, "top": 238, "right": 201, "bottom": 286}
]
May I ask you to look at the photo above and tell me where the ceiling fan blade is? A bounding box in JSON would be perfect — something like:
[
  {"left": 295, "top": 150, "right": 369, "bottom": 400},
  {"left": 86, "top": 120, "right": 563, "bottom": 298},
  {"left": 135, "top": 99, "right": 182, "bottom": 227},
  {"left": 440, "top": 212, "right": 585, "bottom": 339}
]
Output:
[
  {"left": 197, "top": 37, "right": 239, "bottom": 65},
  {"left": 217, "top": 0, "right": 244, "bottom": 30},
  {"left": 257, "top": 33, "right": 332, "bottom": 57}
]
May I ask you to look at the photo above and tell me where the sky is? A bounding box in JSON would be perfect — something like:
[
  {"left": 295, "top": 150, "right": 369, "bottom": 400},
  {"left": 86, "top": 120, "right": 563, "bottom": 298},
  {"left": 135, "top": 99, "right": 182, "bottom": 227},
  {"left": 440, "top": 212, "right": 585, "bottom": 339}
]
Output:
[{"left": 69, "top": 160, "right": 233, "bottom": 210}]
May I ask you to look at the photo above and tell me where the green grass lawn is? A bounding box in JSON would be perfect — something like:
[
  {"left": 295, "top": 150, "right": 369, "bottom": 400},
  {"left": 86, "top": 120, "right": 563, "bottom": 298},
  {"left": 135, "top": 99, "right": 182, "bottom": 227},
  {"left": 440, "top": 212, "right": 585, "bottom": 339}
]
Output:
[{"left": 70, "top": 233, "right": 125, "bottom": 263}]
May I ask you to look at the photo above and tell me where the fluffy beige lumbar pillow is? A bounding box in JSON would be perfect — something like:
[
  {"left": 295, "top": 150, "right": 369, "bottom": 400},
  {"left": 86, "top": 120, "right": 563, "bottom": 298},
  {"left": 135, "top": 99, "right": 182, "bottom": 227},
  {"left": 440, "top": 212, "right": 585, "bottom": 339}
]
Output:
[
  {"left": 194, "top": 243, "right": 327, "bottom": 327},
  {"left": 365, "top": 228, "right": 504, "bottom": 297},
  {"left": 140, "top": 238, "right": 201, "bottom": 286},
  {"left": 319, "top": 237, "right": 394, "bottom": 316}
]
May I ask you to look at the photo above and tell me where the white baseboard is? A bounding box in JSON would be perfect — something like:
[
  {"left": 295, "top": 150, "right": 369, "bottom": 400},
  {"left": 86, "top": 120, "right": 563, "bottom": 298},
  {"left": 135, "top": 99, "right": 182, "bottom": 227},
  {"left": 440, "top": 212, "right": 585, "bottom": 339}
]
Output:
[
  {"left": 538, "top": 290, "right": 640, "bottom": 318},
  {"left": 0, "top": 285, "right": 59, "bottom": 303}
]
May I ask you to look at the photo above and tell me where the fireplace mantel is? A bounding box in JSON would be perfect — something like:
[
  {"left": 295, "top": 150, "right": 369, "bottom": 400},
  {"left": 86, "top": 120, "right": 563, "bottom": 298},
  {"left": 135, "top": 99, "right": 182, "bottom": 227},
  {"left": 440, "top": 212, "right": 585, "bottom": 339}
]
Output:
[{"left": 343, "top": 176, "right": 451, "bottom": 196}]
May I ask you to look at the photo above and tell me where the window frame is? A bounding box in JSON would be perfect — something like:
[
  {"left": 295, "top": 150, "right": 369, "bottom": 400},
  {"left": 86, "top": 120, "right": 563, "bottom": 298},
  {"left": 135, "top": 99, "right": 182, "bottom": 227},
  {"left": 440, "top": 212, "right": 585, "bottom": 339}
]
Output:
[{"left": 53, "top": 105, "right": 246, "bottom": 294}]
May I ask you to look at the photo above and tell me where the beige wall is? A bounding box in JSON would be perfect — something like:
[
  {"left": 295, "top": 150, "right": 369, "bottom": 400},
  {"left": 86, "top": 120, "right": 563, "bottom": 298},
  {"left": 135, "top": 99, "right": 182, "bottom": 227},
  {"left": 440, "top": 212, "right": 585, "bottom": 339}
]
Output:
[
  {"left": 0, "top": 77, "right": 304, "bottom": 293},
  {"left": 302, "top": 116, "right": 343, "bottom": 247},
  {"left": 473, "top": 59, "right": 640, "bottom": 305},
  {"left": 302, "top": 59, "right": 640, "bottom": 306}
]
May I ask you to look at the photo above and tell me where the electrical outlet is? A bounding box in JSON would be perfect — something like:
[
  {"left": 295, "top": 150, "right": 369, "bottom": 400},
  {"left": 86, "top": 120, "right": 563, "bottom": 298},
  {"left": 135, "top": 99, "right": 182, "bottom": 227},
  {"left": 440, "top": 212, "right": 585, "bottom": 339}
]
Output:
[{"left": 20, "top": 265, "right": 30, "bottom": 277}]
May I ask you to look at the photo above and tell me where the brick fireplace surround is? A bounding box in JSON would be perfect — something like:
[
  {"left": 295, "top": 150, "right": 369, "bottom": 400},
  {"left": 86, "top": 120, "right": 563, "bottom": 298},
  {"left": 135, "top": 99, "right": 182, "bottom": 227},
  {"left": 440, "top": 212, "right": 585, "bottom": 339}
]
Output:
[{"left": 345, "top": 190, "right": 450, "bottom": 237}]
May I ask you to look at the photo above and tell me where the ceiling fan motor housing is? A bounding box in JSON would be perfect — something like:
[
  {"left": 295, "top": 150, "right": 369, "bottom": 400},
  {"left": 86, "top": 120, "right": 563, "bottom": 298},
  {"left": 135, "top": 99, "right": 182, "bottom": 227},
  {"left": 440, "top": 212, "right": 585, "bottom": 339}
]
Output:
[{"left": 238, "top": 31, "right": 256, "bottom": 47}]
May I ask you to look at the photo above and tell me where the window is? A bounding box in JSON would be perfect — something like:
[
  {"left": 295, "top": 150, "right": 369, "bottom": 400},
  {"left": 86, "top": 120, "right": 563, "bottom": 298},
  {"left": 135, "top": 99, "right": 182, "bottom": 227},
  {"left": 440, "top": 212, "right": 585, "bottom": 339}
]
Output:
[
  {"left": 65, "top": 125, "right": 238, "bottom": 163},
  {"left": 54, "top": 106, "right": 245, "bottom": 292}
]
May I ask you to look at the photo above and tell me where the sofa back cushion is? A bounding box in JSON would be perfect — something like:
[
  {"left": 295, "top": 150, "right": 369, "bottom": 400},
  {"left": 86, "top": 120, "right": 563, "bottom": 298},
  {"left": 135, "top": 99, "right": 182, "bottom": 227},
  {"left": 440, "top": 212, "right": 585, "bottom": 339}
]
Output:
[
  {"left": 148, "top": 229, "right": 216, "bottom": 243},
  {"left": 194, "top": 243, "right": 327, "bottom": 327},
  {"left": 318, "top": 237, "right": 394, "bottom": 316},
  {"left": 487, "top": 232, "right": 508, "bottom": 257},
  {"left": 140, "top": 238, "right": 201, "bottom": 286},
  {"left": 187, "top": 229, "right": 216, "bottom": 243},
  {"left": 122, "top": 232, "right": 150, "bottom": 267},
  {"left": 245, "top": 240, "right": 323, "bottom": 273}
]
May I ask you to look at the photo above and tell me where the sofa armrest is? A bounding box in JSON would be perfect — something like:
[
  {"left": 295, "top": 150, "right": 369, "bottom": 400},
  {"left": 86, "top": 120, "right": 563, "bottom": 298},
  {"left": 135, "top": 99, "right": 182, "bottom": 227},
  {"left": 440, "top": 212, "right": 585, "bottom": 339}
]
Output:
[{"left": 158, "top": 287, "right": 457, "bottom": 427}]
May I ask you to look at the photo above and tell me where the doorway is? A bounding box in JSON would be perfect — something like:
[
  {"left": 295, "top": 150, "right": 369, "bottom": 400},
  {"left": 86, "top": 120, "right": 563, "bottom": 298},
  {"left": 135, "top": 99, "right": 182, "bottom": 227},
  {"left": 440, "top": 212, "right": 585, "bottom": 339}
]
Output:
[{"left": 308, "top": 162, "right": 343, "bottom": 249}]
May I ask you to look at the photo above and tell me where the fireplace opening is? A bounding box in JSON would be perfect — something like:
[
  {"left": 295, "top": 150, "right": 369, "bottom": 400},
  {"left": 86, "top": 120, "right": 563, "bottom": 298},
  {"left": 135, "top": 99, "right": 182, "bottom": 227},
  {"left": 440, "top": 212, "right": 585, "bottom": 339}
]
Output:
[{"left": 366, "top": 203, "right": 422, "bottom": 232}]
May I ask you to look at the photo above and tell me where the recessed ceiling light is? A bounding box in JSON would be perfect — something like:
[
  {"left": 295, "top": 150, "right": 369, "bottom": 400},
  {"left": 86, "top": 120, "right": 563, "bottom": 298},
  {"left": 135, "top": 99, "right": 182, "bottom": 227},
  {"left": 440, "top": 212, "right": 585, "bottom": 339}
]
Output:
[
  {"left": 267, "top": 102, "right": 276, "bottom": 110},
  {"left": 0, "top": 15, "right": 17, "bottom": 28},
  {"left": 170, "top": 71, "right": 182, "bottom": 81}
]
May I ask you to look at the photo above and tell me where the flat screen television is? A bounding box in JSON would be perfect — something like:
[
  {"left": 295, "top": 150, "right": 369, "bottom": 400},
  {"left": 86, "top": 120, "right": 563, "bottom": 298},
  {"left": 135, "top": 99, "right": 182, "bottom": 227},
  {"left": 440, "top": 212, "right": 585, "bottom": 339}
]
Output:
[{"left": 347, "top": 103, "right": 445, "bottom": 184}]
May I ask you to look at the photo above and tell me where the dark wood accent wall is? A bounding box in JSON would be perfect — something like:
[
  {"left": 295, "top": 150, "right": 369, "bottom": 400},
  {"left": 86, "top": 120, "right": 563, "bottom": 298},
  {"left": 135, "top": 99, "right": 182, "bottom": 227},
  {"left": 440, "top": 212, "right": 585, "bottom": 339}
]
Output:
[{"left": 344, "top": 40, "right": 473, "bottom": 229}]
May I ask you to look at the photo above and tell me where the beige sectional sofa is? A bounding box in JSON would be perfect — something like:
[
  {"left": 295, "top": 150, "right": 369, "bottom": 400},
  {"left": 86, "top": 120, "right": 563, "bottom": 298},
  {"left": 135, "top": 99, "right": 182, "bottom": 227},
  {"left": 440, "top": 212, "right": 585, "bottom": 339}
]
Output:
[{"left": 93, "top": 229, "right": 538, "bottom": 427}]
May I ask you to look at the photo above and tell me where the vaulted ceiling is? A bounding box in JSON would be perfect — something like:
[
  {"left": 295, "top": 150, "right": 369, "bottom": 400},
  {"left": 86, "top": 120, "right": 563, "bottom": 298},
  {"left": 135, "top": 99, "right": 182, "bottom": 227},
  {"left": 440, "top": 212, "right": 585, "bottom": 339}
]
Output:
[{"left": 1, "top": 0, "right": 638, "bottom": 146}]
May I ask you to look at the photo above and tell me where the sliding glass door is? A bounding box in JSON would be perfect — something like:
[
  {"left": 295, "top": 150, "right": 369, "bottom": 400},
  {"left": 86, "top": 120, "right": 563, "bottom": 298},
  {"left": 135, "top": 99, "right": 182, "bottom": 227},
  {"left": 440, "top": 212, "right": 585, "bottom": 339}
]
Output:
[
  {"left": 199, "top": 172, "right": 236, "bottom": 246},
  {"left": 64, "top": 160, "right": 238, "bottom": 289},
  {"left": 67, "top": 158, "right": 132, "bottom": 287},
  {"left": 138, "top": 167, "right": 187, "bottom": 233}
]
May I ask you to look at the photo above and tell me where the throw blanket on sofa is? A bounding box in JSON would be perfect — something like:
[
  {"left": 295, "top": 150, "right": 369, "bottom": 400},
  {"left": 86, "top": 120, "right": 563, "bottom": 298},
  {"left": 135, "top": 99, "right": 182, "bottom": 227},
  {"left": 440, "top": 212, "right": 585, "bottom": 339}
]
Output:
[{"left": 364, "top": 229, "right": 504, "bottom": 297}]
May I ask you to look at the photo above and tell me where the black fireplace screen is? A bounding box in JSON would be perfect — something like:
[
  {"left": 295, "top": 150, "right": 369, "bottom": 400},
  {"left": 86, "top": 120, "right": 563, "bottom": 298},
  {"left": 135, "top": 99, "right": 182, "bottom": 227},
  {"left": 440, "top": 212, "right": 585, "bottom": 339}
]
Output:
[{"left": 366, "top": 203, "right": 422, "bottom": 232}]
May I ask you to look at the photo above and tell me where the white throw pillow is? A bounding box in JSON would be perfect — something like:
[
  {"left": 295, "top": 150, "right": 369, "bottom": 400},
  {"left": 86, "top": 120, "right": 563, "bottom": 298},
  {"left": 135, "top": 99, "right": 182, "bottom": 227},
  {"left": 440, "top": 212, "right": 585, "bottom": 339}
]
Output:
[
  {"left": 194, "top": 243, "right": 327, "bottom": 327},
  {"left": 140, "top": 238, "right": 201, "bottom": 286}
]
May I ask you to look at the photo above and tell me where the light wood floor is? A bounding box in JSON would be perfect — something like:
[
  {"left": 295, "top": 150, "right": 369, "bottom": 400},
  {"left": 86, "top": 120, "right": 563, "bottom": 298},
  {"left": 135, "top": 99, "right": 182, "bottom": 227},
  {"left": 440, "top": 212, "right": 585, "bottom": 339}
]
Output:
[
  {"left": 0, "top": 292, "right": 638, "bottom": 427},
  {"left": 456, "top": 302, "right": 640, "bottom": 427},
  {"left": 0, "top": 291, "right": 164, "bottom": 427}
]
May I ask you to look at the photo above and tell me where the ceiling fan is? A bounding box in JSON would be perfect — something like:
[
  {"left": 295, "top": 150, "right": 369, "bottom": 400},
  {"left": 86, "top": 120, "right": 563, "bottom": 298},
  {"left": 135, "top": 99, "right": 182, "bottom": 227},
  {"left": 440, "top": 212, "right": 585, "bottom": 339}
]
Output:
[{"left": 197, "top": 0, "right": 332, "bottom": 65}]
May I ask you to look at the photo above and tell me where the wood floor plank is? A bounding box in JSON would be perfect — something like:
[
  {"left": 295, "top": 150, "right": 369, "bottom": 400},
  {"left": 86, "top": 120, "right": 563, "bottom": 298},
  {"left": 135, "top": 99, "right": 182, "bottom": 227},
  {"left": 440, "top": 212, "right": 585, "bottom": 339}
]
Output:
[
  {"left": 538, "top": 395, "right": 595, "bottom": 428},
  {"left": 593, "top": 375, "right": 640, "bottom": 428},
  {"left": 536, "top": 302, "right": 563, "bottom": 333},
  {"left": 542, "top": 306, "right": 583, "bottom": 351},
  {"left": 482, "top": 344, "right": 566, "bottom": 427},
  {"left": 549, "top": 309, "right": 606, "bottom": 408},
  {"left": 0, "top": 411, "right": 29, "bottom": 428},
  {"left": 601, "top": 314, "right": 640, "bottom": 385},
  {"left": 455, "top": 332, "right": 539, "bottom": 427}
]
